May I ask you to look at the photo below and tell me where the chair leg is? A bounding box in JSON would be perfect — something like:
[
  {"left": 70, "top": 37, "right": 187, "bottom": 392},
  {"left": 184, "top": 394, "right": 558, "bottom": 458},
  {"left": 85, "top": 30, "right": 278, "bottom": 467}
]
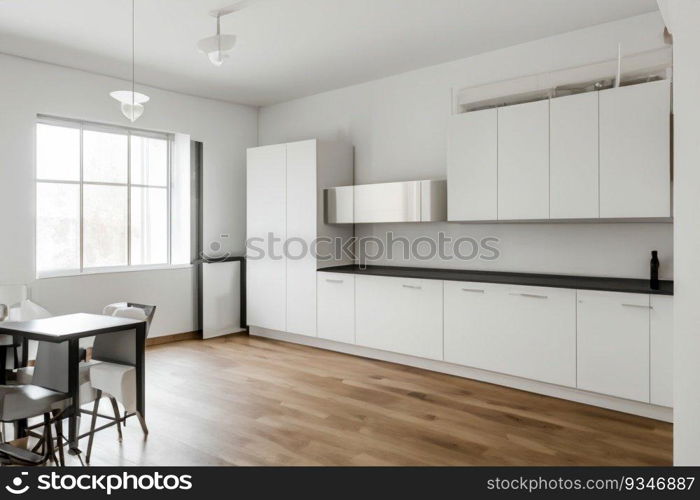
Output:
[
  {"left": 43, "top": 413, "right": 56, "bottom": 465},
  {"left": 135, "top": 411, "right": 148, "bottom": 436},
  {"left": 85, "top": 390, "right": 101, "bottom": 464},
  {"left": 53, "top": 412, "right": 65, "bottom": 467},
  {"left": 124, "top": 410, "right": 128, "bottom": 426},
  {"left": 109, "top": 397, "right": 122, "bottom": 441}
]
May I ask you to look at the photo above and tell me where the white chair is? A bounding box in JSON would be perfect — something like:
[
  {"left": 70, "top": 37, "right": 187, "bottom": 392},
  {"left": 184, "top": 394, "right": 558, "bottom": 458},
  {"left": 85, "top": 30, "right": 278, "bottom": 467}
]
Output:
[{"left": 84, "top": 302, "right": 155, "bottom": 463}]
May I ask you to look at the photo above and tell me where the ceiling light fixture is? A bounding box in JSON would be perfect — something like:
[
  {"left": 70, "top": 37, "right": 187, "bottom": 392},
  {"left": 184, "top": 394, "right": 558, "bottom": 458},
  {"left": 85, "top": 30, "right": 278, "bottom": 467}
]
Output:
[
  {"left": 197, "top": 1, "right": 255, "bottom": 67},
  {"left": 197, "top": 12, "right": 237, "bottom": 67},
  {"left": 111, "top": 0, "right": 149, "bottom": 122}
]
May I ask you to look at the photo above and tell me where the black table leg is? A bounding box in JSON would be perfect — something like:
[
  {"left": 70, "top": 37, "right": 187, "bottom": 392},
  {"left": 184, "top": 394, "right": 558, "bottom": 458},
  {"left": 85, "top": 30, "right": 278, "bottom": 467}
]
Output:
[
  {"left": 21, "top": 339, "right": 28, "bottom": 367},
  {"left": 67, "top": 338, "right": 80, "bottom": 452},
  {"left": 0, "top": 346, "right": 6, "bottom": 385},
  {"left": 135, "top": 322, "right": 146, "bottom": 418}
]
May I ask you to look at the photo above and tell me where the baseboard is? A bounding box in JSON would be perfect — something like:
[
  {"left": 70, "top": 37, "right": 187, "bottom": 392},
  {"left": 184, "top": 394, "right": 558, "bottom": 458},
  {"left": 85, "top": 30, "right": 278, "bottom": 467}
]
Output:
[
  {"left": 146, "top": 330, "right": 203, "bottom": 346},
  {"left": 250, "top": 326, "right": 673, "bottom": 423}
]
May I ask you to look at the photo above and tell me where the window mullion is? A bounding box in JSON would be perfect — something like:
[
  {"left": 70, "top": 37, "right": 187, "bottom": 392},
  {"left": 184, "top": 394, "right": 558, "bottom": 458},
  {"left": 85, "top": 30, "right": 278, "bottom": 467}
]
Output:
[
  {"left": 79, "top": 123, "right": 84, "bottom": 273},
  {"left": 127, "top": 131, "right": 132, "bottom": 267}
]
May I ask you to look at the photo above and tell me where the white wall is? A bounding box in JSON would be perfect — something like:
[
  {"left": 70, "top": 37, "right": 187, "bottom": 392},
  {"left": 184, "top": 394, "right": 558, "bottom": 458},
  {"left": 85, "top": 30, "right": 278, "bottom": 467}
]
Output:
[
  {"left": 660, "top": 0, "right": 700, "bottom": 466},
  {"left": 0, "top": 54, "right": 258, "bottom": 337},
  {"left": 259, "top": 12, "right": 673, "bottom": 279}
]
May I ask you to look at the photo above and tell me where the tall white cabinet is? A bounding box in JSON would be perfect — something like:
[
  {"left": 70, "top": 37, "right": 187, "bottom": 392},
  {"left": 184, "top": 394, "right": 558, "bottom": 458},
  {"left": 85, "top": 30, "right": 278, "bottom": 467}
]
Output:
[{"left": 246, "top": 139, "right": 354, "bottom": 337}]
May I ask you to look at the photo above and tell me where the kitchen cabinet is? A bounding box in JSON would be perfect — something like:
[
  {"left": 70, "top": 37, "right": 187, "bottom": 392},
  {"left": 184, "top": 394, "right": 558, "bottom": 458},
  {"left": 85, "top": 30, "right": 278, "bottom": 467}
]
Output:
[
  {"left": 599, "top": 79, "right": 671, "bottom": 218},
  {"left": 444, "top": 281, "right": 576, "bottom": 386},
  {"left": 317, "top": 272, "right": 355, "bottom": 344},
  {"left": 447, "top": 108, "right": 498, "bottom": 221},
  {"left": 246, "top": 144, "right": 287, "bottom": 332},
  {"left": 246, "top": 140, "right": 354, "bottom": 336},
  {"left": 355, "top": 275, "right": 443, "bottom": 360},
  {"left": 498, "top": 99, "right": 550, "bottom": 220},
  {"left": 577, "top": 290, "right": 650, "bottom": 402},
  {"left": 650, "top": 295, "right": 673, "bottom": 407},
  {"left": 550, "top": 92, "right": 599, "bottom": 219},
  {"left": 286, "top": 140, "right": 319, "bottom": 336}
]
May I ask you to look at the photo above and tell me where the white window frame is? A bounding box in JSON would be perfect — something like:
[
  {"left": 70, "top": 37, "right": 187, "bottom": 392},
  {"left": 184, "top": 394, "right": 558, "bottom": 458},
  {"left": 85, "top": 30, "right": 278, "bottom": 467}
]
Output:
[{"left": 35, "top": 116, "right": 186, "bottom": 279}]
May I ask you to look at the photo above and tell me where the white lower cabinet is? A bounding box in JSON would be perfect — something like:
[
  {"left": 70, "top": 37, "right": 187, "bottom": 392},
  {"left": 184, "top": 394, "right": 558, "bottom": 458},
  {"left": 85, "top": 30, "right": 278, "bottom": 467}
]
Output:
[
  {"left": 577, "top": 290, "right": 650, "bottom": 402},
  {"left": 650, "top": 295, "right": 673, "bottom": 407},
  {"left": 444, "top": 281, "right": 576, "bottom": 387},
  {"left": 355, "top": 275, "right": 443, "bottom": 360},
  {"left": 317, "top": 272, "right": 355, "bottom": 344}
]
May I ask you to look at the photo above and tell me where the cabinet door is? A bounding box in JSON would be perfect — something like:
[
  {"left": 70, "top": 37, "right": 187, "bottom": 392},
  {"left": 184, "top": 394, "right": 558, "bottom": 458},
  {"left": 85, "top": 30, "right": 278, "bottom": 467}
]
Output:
[
  {"left": 444, "top": 281, "right": 576, "bottom": 386},
  {"left": 355, "top": 275, "right": 443, "bottom": 360},
  {"left": 447, "top": 109, "right": 498, "bottom": 221},
  {"left": 317, "top": 272, "right": 355, "bottom": 344},
  {"left": 599, "top": 80, "right": 671, "bottom": 218},
  {"left": 650, "top": 295, "right": 673, "bottom": 407},
  {"left": 246, "top": 144, "right": 286, "bottom": 331},
  {"left": 577, "top": 290, "right": 650, "bottom": 402},
  {"left": 550, "top": 92, "right": 599, "bottom": 219},
  {"left": 498, "top": 100, "right": 550, "bottom": 220},
  {"left": 285, "top": 140, "right": 317, "bottom": 336}
]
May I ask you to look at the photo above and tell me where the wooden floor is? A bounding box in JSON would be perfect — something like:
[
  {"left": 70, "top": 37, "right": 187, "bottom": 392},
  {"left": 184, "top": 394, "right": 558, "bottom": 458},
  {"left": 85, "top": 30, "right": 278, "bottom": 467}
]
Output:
[{"left": 74, "top": 333, "right": 671, "bottom": 466}]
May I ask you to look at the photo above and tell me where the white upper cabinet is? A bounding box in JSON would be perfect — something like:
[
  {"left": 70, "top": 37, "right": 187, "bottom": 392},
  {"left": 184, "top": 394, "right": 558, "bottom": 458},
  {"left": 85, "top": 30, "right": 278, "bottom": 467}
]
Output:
[
  {"left": 246, "top": 144, "right": 287, "bottom": 332},
  {"left": 577, "top": 290, "right": 650, "bottom": 402},
  {"left": 285, "top": 140, "right": 318, "bottom": 336},
  {"left": 650, "top": 294, "right": 673, "bottom": 407},
  {"left": 550, "top": 92, "right": 599, "bottom": 219},
  {"left": 447, "top": 109, "right": 498, "bottom": 221},
  {"left": 599, "top": 79, "right": 671, "bottom": 218},
  {"left": 498, "top": 100, "right": 550, "bottom": 220}
]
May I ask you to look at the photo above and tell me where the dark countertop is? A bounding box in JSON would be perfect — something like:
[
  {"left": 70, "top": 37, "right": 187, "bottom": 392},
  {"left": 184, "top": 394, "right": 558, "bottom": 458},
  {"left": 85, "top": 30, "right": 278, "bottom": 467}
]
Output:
[{"left": 318, "top": 264, "right": 673, "bottom": 295}]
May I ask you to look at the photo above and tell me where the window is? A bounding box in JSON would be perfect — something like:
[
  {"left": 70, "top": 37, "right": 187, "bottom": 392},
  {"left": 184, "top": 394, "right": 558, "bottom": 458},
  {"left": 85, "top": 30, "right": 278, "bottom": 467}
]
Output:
[{"left": 36, "top": 118, "right": 177, "bottom": 277}]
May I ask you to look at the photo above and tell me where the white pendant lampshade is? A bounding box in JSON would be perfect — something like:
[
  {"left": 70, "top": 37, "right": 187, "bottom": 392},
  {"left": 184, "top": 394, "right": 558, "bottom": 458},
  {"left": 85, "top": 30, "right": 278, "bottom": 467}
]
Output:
[
  {"left": 198, "top": 12, "right": 236, "bottom": 67},
  {"left": 197, "top": 33, "right": 237, "bottom": 66},
  {"left": 110, "top": 91, "right": 149, "bottom": 122}
]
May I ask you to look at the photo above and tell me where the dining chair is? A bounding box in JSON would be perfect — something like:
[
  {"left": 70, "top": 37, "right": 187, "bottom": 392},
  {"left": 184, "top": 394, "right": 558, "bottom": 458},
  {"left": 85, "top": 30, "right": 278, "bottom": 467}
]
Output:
[
  {"left": 84, "top": 302, "right": 155, "bottom": 463},
  {"left": 0, "top": 340, "right": 74, "bottom": 466}
]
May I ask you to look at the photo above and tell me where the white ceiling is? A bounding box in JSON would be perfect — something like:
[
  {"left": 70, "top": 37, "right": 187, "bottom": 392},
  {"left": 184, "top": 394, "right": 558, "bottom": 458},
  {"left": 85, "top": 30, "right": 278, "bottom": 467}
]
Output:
[{"left": 0, "top": 0, "right": 659, "bottom": 107}]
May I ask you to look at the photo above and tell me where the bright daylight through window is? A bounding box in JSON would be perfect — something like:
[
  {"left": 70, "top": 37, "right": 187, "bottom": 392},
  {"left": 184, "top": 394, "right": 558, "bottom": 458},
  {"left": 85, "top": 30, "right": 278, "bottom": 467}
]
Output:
[{"left": 36, "top": 118, "right": 172, "bottom": 277}]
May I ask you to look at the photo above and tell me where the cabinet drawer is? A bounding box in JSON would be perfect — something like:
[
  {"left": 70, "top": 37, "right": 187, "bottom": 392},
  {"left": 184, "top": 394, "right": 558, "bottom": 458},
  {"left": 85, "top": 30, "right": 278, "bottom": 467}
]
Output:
[
  {"left": 355, "top": 275, "right": 443, "bottom": 360},
  {"left": 577, "top": 290, "right": 650, "bottom": 402},
  {"left": 444, "top": 281, "right": 576, "bottom": 386},
  {"left": 317, "top": 272, "right": 355, "bottom": 344}
]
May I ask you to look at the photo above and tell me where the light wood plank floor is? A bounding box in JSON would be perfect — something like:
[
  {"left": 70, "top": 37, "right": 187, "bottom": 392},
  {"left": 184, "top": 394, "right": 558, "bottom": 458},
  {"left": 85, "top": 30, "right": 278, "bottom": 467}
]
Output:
[{"left": 77, "top": 333, "right": 672, "bottom": 466}]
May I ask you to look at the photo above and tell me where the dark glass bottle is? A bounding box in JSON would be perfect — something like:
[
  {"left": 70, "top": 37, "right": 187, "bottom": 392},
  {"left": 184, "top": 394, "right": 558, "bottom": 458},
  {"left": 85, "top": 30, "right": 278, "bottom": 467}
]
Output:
[{"left": 650, "top": 250, "right": 660, "bottom": 290}]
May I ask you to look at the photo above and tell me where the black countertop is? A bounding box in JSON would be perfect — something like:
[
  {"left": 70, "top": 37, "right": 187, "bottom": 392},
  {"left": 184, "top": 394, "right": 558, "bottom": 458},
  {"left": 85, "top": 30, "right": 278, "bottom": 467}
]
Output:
[{"left": 318, "top": 264, "right": 673, "bottom": 295}]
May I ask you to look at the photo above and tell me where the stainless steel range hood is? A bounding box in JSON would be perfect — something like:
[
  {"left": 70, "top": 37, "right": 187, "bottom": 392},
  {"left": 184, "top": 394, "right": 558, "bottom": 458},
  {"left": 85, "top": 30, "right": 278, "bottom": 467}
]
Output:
[{"left": 324, "top": 180, "right": 446, "bottom": 224}]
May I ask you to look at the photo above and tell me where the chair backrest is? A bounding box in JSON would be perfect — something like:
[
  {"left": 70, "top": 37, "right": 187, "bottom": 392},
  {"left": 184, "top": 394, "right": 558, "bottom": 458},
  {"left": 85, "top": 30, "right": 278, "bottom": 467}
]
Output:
[
  {"left": 31, "top": 342, "right": 69, "bottom": 393},
  {"left": 92, "top": 303, "right": 156, "bottom": 364}
]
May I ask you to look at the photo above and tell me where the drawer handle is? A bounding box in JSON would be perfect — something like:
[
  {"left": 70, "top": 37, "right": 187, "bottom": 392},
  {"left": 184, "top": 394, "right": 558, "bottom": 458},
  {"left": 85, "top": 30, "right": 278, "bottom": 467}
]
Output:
[
  {"left": 510, "top": 292, "right": 548, "bottom": 299},
  {"left": 622, "top": 303, "right": 652, "bottom": 309},
  {"left": 402, "top": 284, "right": 422, "bottom": 290},
  {"left": 325, "top": 279, "right": 344, "bottom": 284},
  {"left": 461, "top": 288, "right": 485, "bottom": 293}
]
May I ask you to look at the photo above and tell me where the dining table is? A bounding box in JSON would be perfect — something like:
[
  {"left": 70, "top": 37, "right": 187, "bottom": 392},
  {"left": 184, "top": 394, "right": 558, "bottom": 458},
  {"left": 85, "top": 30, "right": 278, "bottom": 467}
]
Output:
[{"left": 0, "top": 313, "right": 147, "bottom": 453}]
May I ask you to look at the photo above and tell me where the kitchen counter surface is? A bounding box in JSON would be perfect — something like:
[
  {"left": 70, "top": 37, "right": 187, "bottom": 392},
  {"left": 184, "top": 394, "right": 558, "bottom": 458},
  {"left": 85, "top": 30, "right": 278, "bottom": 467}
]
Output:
[{"left": 318, "top": 264, "right": 673, "bottom": 295}]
